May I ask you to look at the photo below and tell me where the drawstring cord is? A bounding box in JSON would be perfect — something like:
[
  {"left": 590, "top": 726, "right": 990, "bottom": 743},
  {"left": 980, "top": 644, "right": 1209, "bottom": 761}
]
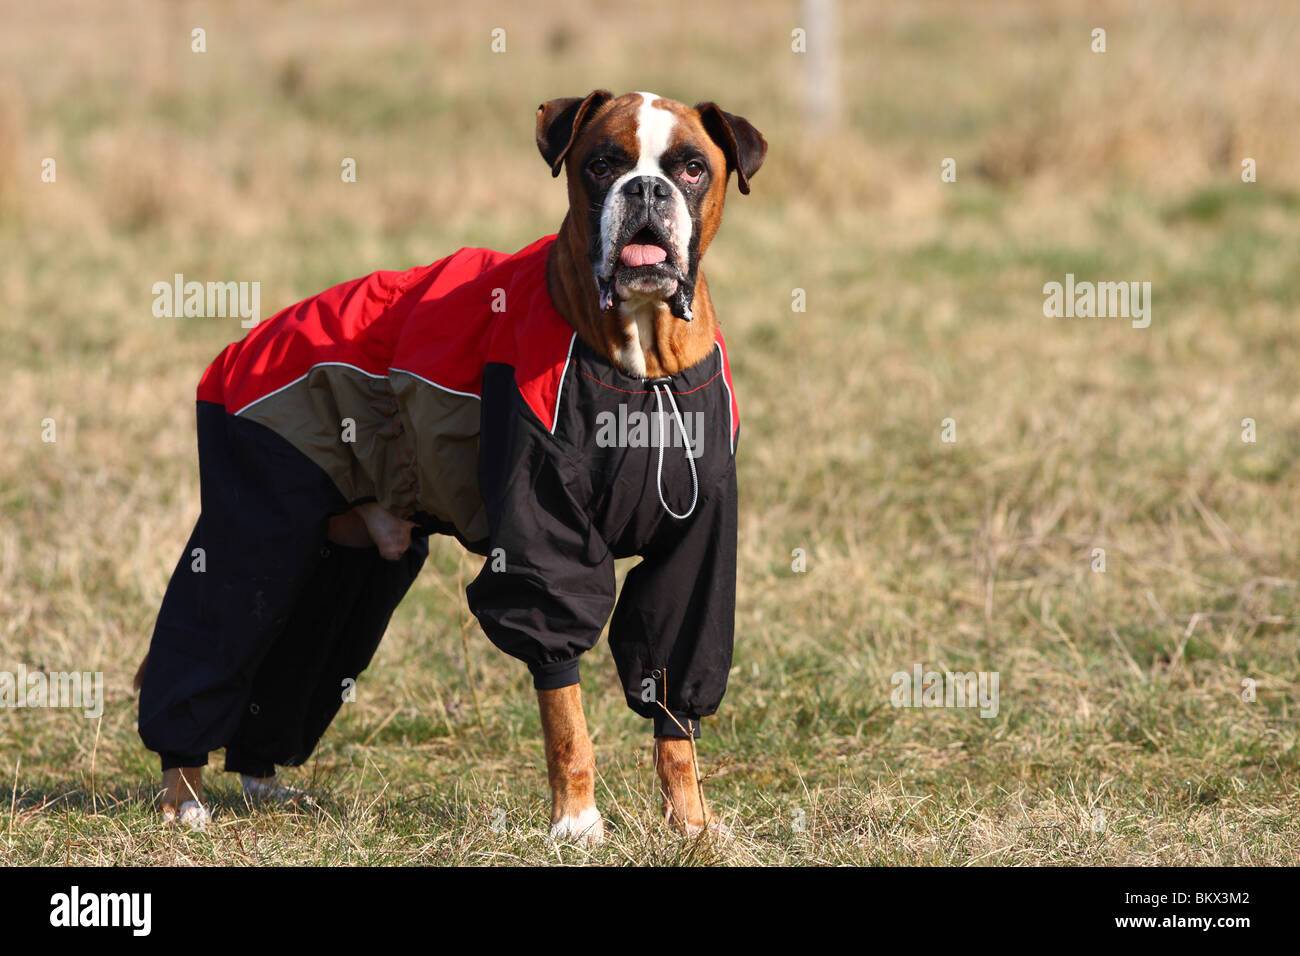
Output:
[{"left": 651, "top": 381, "right": 699, "bottom": 520}]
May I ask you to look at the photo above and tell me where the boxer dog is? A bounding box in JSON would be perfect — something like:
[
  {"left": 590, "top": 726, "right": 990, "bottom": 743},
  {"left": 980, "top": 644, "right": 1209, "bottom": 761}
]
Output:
[{"left": 136, "top": 90, "right": 765, "bottom": 843}]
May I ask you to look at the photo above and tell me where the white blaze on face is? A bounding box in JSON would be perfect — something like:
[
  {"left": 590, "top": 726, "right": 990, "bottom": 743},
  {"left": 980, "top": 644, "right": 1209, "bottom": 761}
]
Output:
[{"left": 599, "top": 91, "right": 693, "bottom": 275}]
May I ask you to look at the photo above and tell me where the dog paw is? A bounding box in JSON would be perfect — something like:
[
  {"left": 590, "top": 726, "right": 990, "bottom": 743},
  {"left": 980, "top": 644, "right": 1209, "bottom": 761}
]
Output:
[
  {"left": 241, "top": 774, "right": 314, "bottom": 806},
  {"left": 683, "top": 818, "right": 733, "bottom": 840},
  {"left": 664, "top": 803, "right": 732, "bottom": 840},
  {"left": 163, "top": 800, "right": 210, "bottom": 829},
  {"left": 550, "top": 806, "right": 605, "bottom": 846},
  {"left": 355, "top": 503, "right": 415, "bottom": 561}
]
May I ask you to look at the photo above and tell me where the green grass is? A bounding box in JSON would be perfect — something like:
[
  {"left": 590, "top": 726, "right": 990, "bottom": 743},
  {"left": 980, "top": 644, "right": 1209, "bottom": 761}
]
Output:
[{"left": 1, "top": 0, "right": 1299, "bottom": 866}]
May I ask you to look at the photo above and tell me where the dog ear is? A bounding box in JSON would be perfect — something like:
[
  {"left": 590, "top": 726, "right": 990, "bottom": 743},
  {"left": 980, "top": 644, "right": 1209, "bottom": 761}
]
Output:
[
  {"left": 694, "top": 103, "right": 767, "bottom": 195},
  {"left": 536, "top": 90, "right": 614, "bottom": 178}
]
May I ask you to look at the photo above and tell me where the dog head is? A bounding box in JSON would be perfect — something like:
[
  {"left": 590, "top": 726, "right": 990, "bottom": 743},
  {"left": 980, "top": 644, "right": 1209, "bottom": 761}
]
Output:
[{"left": 537, "top": 90, "right": 766, "bottom": 322}]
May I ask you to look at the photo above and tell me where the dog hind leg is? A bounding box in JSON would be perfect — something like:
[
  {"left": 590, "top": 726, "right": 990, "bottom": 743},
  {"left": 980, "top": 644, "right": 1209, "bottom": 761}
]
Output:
[
  {"left": 137, "top": 655, "right": 213, "bottom": 826},
  {"left": 161, "top": 766, "right": 208, "bottom": 828}
]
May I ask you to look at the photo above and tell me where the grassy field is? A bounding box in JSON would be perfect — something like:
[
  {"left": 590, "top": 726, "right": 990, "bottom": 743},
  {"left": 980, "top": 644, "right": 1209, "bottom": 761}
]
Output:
[{"left": 1, "top": 0, "right": 1298, "bottom": 865}]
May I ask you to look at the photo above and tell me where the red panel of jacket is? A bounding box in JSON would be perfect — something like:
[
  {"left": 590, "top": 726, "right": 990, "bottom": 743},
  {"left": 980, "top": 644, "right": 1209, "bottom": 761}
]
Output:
[{"left": 196, "top": 235, "right": 738, "bottom": 441}]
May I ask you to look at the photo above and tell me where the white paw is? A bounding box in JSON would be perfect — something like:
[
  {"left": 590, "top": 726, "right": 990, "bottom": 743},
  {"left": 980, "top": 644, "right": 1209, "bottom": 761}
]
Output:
[
  {"left": 241, "top": 774, "right": 313, "bottom": 806},
  {"left": 669, "top": 807, "right": 732, "bottom": 840},
  {"left": 176, "top": 800, "right": 210, "bottom": 829},
  {"left": 689, "top": 819, "right": 733, "bottom": 840},
  {"left": 550, "top": 806, "right": 605, "bottom": 845}
]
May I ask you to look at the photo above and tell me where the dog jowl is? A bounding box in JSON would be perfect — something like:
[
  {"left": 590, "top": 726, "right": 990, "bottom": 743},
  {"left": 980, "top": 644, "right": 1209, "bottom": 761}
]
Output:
[{"left": 135, "top": 91, "right": 765, "bottom": 841}]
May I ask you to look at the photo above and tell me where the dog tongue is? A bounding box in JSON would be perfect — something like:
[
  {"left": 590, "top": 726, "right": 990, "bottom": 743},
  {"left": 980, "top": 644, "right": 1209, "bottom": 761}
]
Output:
[{"left": 620, "top": 243, "right": 667, "bottom": 267}]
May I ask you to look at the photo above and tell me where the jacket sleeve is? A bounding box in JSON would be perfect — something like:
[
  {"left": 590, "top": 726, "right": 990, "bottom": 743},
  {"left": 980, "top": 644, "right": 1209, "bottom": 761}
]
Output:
[
  {"left": 465, "top": 405, "right": 616, "bottom": 690},
  {"left": 608, "top": 461, "right": 738, "bottom": 738}
]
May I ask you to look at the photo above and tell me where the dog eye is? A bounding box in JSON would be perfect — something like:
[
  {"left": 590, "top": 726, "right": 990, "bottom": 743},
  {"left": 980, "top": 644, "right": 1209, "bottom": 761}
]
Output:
[
  {"left": 681, "top": 160, "right": 705, "bottom": 184},
  {"left": 587, "top": 157, "right": 611, "bottom": 178}
]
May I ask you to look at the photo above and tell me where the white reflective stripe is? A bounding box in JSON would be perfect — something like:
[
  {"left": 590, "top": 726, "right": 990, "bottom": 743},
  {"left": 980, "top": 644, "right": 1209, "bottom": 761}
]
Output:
[
  {"left": 550, "top": 332, "right": 577, "bottom": 434},
  {"left": 387, "top": 366, "right": 482, "bottom": 400},
  {"left": 232, "top": 361, "right": 389, "bottom": 416}
]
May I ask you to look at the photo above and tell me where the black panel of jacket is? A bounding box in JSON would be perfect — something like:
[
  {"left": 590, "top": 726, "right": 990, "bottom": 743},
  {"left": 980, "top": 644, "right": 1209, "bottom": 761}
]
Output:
[{"left": 466, "top": 336, "right": 739, "bottom": 738}]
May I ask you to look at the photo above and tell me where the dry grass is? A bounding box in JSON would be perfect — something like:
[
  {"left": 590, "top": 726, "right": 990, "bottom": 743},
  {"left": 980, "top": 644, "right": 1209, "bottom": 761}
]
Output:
[{"left": 1, "top": 0, "right": 1297, "bottom": 865}]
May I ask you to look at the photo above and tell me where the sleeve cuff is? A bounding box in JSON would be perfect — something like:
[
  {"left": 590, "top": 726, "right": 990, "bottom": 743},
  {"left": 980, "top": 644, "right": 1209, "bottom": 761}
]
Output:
[
  {"left": 653, "top": 711, "right": 702, "bottom": 739},
  {"left": 530, "top": 658, "right": 581, "bottom": 690}
]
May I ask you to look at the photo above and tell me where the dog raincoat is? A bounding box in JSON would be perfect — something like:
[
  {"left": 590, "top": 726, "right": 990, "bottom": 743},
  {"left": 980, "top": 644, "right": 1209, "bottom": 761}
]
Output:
[{"left": 137, "top": 236, "right": 740, "bottom": 774}]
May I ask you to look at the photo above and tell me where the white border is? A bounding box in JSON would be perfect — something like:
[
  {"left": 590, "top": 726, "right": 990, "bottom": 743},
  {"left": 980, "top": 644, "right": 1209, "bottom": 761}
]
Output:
[
  {"left": 551, "top": 332, "right": 577, "bottom": 434},
  {"left": 232, "top": 361, "right": 390, "bottom": 416},
  {"left": 387, "top": 366, "right": 482, "bottom": 400}
]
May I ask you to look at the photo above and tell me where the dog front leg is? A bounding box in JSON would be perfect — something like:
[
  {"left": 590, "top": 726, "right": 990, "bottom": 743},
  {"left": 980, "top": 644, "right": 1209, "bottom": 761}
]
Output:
[
  {"left": 656, "top": 737, "right": 725, "bottom": 837},
  {"left": 537, "top": 685, "right": 604, "bottom": 845}
]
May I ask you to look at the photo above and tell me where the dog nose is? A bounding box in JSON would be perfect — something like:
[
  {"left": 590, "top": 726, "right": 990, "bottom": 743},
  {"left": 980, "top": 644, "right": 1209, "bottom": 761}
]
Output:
[{"left": 622, "top": 175, "right": 671, "bottom": 202}]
